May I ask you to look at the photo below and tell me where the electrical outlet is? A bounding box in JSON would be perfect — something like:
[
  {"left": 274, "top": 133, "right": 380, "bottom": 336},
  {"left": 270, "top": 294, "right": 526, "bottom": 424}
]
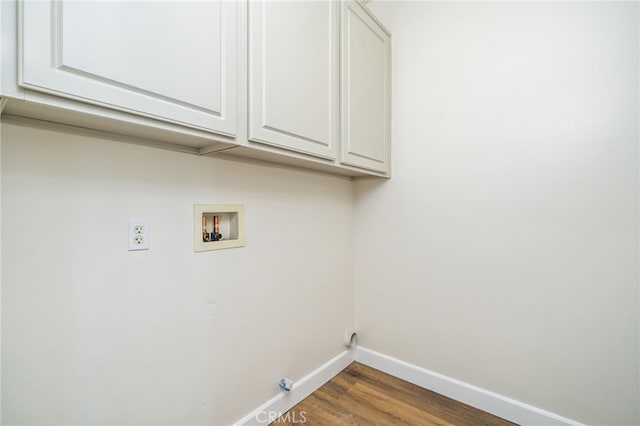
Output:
[{"left": 128, "top": 219, "right": 149, "bottom": 251}]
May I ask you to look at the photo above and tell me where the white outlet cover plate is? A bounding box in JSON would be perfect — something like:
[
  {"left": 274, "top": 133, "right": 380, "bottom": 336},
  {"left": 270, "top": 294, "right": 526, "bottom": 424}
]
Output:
[{"left": 128, "top": 218, "right": 149, "bottom": 251}]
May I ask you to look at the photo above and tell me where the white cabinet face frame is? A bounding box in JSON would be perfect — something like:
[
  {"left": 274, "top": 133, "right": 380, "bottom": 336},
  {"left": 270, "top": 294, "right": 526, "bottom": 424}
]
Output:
[
  {"left": 248, "top": 0, "right": 339, "bottom": 160},
  {"left": 19, "top": 0, "right": 237, "bottom": 136},
  {"left": 340, "top": 0, "right": 391, "bottom": 174}
]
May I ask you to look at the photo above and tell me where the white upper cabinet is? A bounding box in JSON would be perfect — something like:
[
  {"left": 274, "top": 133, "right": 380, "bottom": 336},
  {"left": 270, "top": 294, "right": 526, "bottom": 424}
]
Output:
[
  {"left": 340, "top": 1, "right": 391, "bottom": 174},
  {"left": 20, "top": 0, "right": 237, "bottom": 136},
  {"left": 6, "top": 0, "right": 391, "bottom": 177},
  {"left": 248, "top": 0, "right": 339, "bottom": 160}
]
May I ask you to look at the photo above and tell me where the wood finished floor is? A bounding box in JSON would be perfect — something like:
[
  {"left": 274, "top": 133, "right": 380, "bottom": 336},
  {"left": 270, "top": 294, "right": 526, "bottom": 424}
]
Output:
[{"left": 273, "top": 362, "right": 517, "bottom": 426}]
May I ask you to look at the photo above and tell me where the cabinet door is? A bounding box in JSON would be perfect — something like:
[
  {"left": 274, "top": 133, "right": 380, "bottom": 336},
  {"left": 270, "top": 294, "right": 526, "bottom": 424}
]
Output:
[
  {"left": 248, "top": 1, "right": 339, "bottom": 160},
  {"left": 20, "top": 1, "right": 237, "bottom": 136},
  {"left": 341, "top": 1, "right": 391, "bottom": 174}
]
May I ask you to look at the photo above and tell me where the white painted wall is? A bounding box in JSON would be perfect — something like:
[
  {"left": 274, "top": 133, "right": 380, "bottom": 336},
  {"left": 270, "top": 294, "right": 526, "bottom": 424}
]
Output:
[
  {"left": 356, "top": 2, "right": 639, "bottom": 425},
  {"left": 1, "top": 120, "right": 354, "bottom": 425},
  {"left": 3, "top": 2, "right": 639, "bottom": 425}
]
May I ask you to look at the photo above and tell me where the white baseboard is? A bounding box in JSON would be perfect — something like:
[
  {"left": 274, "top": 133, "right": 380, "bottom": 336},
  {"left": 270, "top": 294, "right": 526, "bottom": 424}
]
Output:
[
  {"left": 234, "top": 345, "right": 584, "bottom": 426},
  {"left": 355, "top": 346, "right": 584, "bottom": 426},
  {"left": 233, "top": 349, "right": 354, "bottom": 425}
]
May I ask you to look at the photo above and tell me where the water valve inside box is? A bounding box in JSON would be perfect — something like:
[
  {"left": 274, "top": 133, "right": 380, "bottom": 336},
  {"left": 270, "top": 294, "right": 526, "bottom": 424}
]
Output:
[
  {"left": 194, "top": 204, "right": 245, "bottom": 252},
  {"left": 201, "top": 212, "right": 238, "bottom": 242}
]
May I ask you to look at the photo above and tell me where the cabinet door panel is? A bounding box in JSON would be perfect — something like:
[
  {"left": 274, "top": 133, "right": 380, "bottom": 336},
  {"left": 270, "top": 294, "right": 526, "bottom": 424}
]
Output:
[
  {"left": 341, "top": 1, "right": 390, "bottom": 173},
  {"left": 249, "top": 0, "right": 338, "bottom": 159},
  {"left": 21, "top": 0, "right": 236, "bottom": 135}
]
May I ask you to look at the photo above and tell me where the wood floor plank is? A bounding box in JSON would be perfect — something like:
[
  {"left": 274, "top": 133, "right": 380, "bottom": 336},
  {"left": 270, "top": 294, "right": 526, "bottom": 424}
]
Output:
[{"left": 272, "top": 362, "right": 516, "bottom": 426}]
